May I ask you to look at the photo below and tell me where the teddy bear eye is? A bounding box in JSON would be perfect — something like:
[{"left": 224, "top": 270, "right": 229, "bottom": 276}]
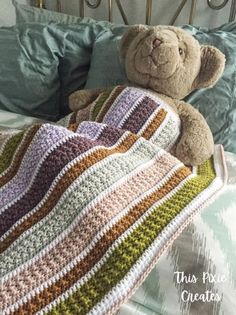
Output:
[{"left": 179, "top": 47, "right": 183, "bottom": 55}]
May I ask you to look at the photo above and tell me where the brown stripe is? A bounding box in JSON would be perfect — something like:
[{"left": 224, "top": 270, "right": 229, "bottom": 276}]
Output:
[
  {"left": 0, "top": 125, "right": 41, "bottom": 187},
  {"left": 96, "top": 86, "right": 126, "bottom": 122},
  {"left": 13, "top": 167, "right": 190, "bottom": 315},
  {"left": 0, "top": 133, "right": 137, "bottom": 253},
  {"left": 67, "top": 113, "right": 77, "bottom": 131},
  {"left": 141, "top": 108, "right": 167, "bottom": 139}
]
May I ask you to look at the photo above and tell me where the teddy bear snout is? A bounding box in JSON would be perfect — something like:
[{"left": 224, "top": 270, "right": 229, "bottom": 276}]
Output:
[{"left": 152, "top": 38, "right": 162, "bottom": 48}]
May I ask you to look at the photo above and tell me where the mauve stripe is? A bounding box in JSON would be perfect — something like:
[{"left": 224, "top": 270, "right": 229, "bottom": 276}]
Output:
[
  {"left": 1, "top": 134, "right": 149, "bottom": 277},
  {"left": 1, "top": 154, "right": 180, "bottom": 308},
  {"left": 0, "top": 136, "right": 96, "bottom": 237},
  {"left": 122, "top": 97, "right": 158, "bottom": 134},
  {"left": 7, "top": 168, "right": 190, "bottom": 315},
  {"left": 103, "top": 88, "right": 144, "bottom": 127},
  {"left": 0, "top": 134, "right": 136, "bottom": 253},
  {"left": 96, "top": 124, "right": 126, "bottom": 145},
  {"left": 0, "top": 125, "right": 73, "bottom": 208}
]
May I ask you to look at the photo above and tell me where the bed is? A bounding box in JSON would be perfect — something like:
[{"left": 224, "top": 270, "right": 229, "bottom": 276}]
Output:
[{"left": 0, "top": 3, "right": 236, "bottom": 315}]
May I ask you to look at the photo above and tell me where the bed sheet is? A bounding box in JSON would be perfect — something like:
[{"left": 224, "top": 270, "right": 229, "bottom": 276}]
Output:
[
  {"left": 0, "top": 109, "right": 44, "bottom": 130},
  {"left": 119, "top": 151, "right": 236, "bottom": 315},
  {"left": 0, "top": 109, "right": 45, "bottom": 148}
]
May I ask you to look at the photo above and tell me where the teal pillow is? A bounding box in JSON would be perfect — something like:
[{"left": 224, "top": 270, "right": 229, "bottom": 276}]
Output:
[
  {"left": 85, "top": 24, "right": 236, "bottom": 154},
  {"left": 85, "top": 28, "right": 128, "bottom": 89},
  {"left": 183, "top": 24, "right": 236, "bottom": 154},
  {"left": 0, "top": 22, "right": 107, "bottom": 120},
  {"left": 0, "top": 23, "right": 64, "bottom": 121}
]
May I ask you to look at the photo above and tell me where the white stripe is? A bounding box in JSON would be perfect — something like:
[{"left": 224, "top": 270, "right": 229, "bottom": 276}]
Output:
[
  {"left": 36, "top": 172, "right": 194, "bottom": 315},
  {"left": 3, "top": 161, "right": 185, "bottom": 314},
  {"left": 0, "top": 131, "right": 77, "bottom": 213},
  {"left": 0, "top": 125, "right": 51, "bottom": 181},
  {"left": 87, "top": 146, "right": 227, "bottom": 315},
  {"left": 38, "top": 148, "right": 227, "bottom": 315},
  {"left": 0, "top": 131, "right": 130, "bottom": 247},
  {"left": 0, "top": 131, "right": 136, "bottom": 243},
  {"left": 1, "top": 134, "right": 162, "bottom": 280}
]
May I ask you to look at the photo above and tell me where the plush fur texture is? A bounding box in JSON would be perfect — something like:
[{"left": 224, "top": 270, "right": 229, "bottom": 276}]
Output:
[{"left": 69, "top": 25, "right": 225, "bottom": 166}]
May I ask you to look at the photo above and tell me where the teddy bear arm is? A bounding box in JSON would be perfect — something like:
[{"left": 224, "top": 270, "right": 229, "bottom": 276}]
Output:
[
  {"left": 174, "top": 100, "right": 214, "bottom": 166},
  {"left": 69, "top": 87, "right": 109, "bottom": 112}
]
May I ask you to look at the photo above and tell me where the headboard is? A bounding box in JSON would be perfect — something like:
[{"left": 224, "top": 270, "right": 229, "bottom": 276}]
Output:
[{"left": 35, "top": 0, "right": 236, "bottom": 26}]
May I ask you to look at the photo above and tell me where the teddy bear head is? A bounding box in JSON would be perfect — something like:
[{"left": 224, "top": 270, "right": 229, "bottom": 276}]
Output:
[{"left": 120, "top": 25, "right": 225, "bottom": 99}]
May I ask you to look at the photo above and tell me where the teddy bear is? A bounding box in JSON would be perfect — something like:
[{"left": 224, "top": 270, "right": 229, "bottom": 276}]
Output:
[{"left": 68, "top": 25, "right": 225, "bottom": 166}]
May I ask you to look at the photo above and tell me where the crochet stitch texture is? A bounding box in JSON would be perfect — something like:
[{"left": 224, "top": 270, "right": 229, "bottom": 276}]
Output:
[{"left": 0, "top": 87, "right": 226, "bottom": 315}]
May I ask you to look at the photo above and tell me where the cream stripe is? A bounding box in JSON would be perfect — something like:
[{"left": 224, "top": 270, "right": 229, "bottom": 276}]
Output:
[
  {"left": 7, "top": 146, "right": 226, "bottom": 314},
  {"left": 96, "top": 146, "right": 227, "bottom": 315},
  {"left": 3, "top": 161, "right": 184, "bottom": 313},
  {"left": 37, "top": 173, "right": 195, "bottom": 315},
  {"left": 0, "top": 132, "right": 130, "bottom": 249},
  {"left": 2, "top": 152, "right": 176, "bottom": 309},
  {"left": 1, "top": 135, "right": 161, "bottom": 280},
  {"left": 150, "top": 111, "right": 181, "bottom": 150},
  {"left": 0, "top": 131, "right": 130, "bottom": 243}
]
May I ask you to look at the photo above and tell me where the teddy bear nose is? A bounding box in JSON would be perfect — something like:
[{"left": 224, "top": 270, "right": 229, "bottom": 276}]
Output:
[{"left": 152, "top": 38, "right": 162, "bottom": 47}]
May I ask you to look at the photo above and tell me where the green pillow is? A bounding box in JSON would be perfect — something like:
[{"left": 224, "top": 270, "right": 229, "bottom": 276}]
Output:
[
  {"left": 0, "top": 21, "right": 107, "bottom": 120},
  {"left": 85, "top": 24, "right": 236, "bottom": 154}
]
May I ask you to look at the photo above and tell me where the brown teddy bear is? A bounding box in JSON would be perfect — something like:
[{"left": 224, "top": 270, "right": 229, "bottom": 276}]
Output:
[{"left": 69, "top": 25, "right": 225, "bottom": 166}]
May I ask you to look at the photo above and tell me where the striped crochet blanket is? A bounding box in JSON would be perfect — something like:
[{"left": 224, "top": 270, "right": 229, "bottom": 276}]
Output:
[{"left": 0, "top": 87, "right": 227, "bottom": 315}]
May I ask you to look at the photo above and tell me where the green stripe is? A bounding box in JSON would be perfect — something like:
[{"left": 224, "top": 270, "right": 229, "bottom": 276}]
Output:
[
  {"left": 47, "top": 159, "right": 215, "bottom": 315},
  {"left": 0, "top": 132, "right": 24, "bottom": 175},
  {"left": 92, "top": 87, "right": 114, "bottom": 121}
]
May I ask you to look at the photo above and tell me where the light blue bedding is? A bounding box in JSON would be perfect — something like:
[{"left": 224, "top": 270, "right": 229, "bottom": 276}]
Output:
[{"left": 118, "top": 151, "right": 236, "bottom": 315}]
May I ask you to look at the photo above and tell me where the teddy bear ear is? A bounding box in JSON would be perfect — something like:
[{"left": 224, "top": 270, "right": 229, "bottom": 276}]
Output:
[
  {"left": 120, "top": 24, "right": 149, "bottom": 59},
  {"left": 193, "top": 45, "right": 225, "bottom": 90}
]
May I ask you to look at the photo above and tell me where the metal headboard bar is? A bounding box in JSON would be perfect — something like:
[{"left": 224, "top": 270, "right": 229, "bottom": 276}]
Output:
[{"left": 36, "top": 0, "right": 236, "bottom": 25}]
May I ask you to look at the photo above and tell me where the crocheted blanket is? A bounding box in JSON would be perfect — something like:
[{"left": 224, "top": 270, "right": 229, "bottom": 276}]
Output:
[{"left": 0, "top": 88, "right": 227, "bottom": 315}]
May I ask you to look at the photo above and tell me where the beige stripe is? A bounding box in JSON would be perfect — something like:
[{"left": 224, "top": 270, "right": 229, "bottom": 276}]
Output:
[
  {"left": 6, "top": 167, "right": 190, "bottom": 315},
  {"left": 0, "top": 133, "right": 138, "bottom": 253},
  {"left": 1, "top": 154, "right": 179, "bottom": 308}
]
